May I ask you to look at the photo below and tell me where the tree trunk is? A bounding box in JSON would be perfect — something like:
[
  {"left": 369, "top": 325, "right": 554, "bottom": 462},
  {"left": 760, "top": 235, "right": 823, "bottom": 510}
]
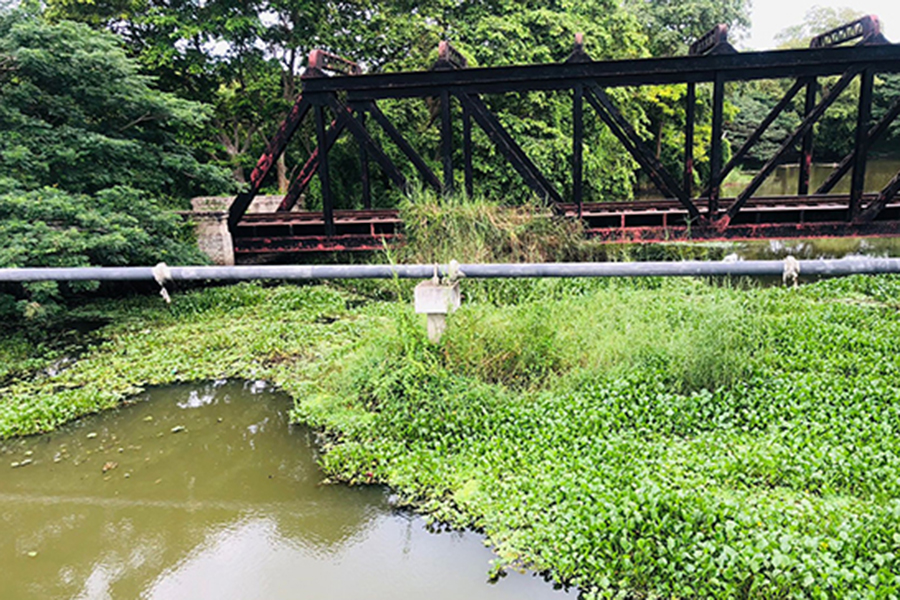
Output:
[
  {"left": 277, "top": 155, "right": 289, "bottom": 193},
  {"left": 656, "top": 120, "right": 664, "bottom": 159}
]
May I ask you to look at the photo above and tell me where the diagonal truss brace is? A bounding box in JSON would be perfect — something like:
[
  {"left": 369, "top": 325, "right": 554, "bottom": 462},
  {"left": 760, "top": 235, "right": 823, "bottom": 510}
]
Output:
[
  {"left": 454, "top": 92, "right": 563, "bottom": 205},
  {"left": 321, "top": 95, "right": 409, "bottom": 193},
  {"left": 724, "top": 67, "right": 861, "bottom": 223},
  {"left": 279, "top": 99, "right": 443, "bottom": 211},
  {"left": 351, "top": 100, "right": 442, "bottom": 192},
  {"left": 278, "top": 112, "right": 349, "bottom": 212},
  {"left": 229, "top": 96, "right": 311, "bottom": 229},
  {"left": 583, "top": 83, "right": 700, "bottom": 221},
  {"left": 859, "top": 170, "right": 900, "bottom": 222},
  {"left": 703, "top": 79, "right": 808, "bottom": 198},
  {"left": 817, "top": 95, "right": 900, "bottom": 195}
]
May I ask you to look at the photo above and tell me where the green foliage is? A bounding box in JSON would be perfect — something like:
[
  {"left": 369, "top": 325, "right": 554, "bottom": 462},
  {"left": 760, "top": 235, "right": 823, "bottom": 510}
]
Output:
[
  {"left": 45, "top": 0, "right": 656, "bottom": 203},
  {"left": 873, "top": 74, "right": 900, "bottom": 154},
  {"left": 0, "top": 14, "right": 231, "bottom": 197},
  {"left": 0, "top": 185, "right": 207, "bottom": 268},
  {"left": 0, "top": 12, "right": 228, "bottom": 316},
  {"left": 624, "top": 0, "right": 751, "bottom": 56},
  {"left": 5, "top": 277, "right": 900, "bottom": 597},
  {"left": 0, "top": 184, "right": 208, "bottom": 318}
]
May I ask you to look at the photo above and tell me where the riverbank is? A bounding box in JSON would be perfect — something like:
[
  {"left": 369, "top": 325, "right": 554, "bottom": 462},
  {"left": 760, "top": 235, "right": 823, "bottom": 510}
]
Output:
[{"left": 2, "top": 276, "right": 900, "bottom": 597}]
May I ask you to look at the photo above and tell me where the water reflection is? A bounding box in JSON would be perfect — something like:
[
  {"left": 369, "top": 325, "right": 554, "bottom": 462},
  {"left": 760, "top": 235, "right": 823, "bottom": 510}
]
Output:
[
  {"left": 733, "top": 236, "right": 900, "bottom": 260},
  {"left": 0, "top": 382, "right": 574, "bottom": 600},
  {"left": 734, "top": 159, "right": 900, "bottom": 198}
]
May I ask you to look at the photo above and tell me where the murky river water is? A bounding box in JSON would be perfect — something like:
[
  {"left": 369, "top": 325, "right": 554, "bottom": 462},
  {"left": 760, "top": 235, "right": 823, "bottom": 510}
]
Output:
[
  {"left": 0, "top": 381, "right": 575, "bottom": 600},
  {"left": 742, "top": 159, "right": 900, "bottom": 198}
]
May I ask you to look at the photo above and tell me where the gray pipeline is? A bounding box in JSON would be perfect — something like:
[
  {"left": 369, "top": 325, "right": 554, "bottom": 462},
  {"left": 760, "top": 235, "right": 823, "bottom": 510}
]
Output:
[{"left": 2, "top": 258, "right": 900, "bottom": 282}]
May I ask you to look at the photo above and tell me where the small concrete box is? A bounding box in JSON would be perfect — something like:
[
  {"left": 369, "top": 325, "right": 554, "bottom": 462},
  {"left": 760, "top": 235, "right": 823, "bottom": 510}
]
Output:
[
  {"left": 414, "top": 281, "right": 461, "bottom": 343},
  {"left": 414, "top": 281, "right": 461, "bottom": 315}
]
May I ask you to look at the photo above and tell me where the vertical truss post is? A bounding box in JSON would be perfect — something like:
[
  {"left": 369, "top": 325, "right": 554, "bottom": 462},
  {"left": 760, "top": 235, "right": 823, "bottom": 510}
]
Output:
[
  {"left": 573, "top": 83, "right": 584, "bottom": 217},
  {"left": 684, "top": 82, "right": 696, "bottom": 198},
  {"left": 358, "top": 112, "right": 371, "bottom": 209},
  {"left": 708, "top": 73, "right": 726, "bottom": 217},
  {"left": 799, "top": 79, "right": 818, "bottom": 195},
  {"left": 463, "top": 103, "right": 474, "bottom": 198},
  {"left": 441, "top": 90, "right": 453, "bottom": 196},
  {"left": 314, "top": 103, "right": 335, "bottom": 237},
  {"left": 850, "top": 69, "right": 874, "bottom": 218},
  {"left": 458, "top": 92, "right": 563, "bottom": 206},
  {"left": 277, "top": 113, "right": 348, "bottom": 212}
]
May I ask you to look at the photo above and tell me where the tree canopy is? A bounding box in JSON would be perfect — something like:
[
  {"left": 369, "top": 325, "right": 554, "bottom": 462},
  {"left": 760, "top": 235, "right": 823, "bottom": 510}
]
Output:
[
  {"left": 0, "top": 14, "right": 230, "bottom": 197},
  {"left": 0, "top": 11, "right": 221, "bottom": 316}
]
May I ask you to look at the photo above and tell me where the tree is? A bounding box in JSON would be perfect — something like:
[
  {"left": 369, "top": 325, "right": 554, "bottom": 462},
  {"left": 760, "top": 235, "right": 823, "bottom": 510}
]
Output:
[
  {"left": 624, "top": 0, "right": 751, "bottom": 57},
  {"left": 0, "top": 11, "right": 226, "bottom": 317},
  {"left": 0, "top": 14, "right": 231, "bottom": 197}
]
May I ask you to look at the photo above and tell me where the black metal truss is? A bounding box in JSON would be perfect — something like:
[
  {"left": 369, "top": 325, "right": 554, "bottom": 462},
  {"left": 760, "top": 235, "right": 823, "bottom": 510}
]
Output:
[{"left": 230, "top": 19, "right": 900, "bottom": 242}]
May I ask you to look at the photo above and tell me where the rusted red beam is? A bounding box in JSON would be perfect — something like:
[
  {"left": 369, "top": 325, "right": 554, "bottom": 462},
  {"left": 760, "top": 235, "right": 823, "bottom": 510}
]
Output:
[
  {"left": 234, "top": 234, "right": 397, "bottom": 254},
  {"left": 306, "top": 49, "right": 362, "bottom": 77},
  {"left": 231, "top": 193, "right": 900, "bottom": 257},
  {"left": 586, "top": 221, "right": 900, "bottom": 243},
  {"left": 278, "top": 113, "right": 349, "bottom": 212},
  {"left": 233, "top": 217, "right": 900, "bottom": 255}
]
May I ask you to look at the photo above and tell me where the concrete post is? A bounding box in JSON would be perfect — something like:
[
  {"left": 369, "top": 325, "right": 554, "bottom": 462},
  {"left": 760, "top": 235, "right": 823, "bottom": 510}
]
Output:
[
  {"left": 190, "top": 197, "right": 234, "bottom": 266},
  {"left": 189, "top": 195, "right": 296, "bottom": 266},
  {"left": 414, "top": 280, "right": 461, "bottom": 343}
]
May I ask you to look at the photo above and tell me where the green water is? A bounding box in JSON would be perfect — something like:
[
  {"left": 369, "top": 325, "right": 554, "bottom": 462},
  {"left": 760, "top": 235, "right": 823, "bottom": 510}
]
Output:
[
  {"left": 0, "top": 381, "right": 575, "bottom": 600},
  {"left": 744, "top": 158, "right": 900, "bottom": 198}
]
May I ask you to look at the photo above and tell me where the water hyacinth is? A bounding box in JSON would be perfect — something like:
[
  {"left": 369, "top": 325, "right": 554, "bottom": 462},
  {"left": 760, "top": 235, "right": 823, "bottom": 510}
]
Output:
[{"left": 2, "top": 275, "right": 900, "bottom": 597}]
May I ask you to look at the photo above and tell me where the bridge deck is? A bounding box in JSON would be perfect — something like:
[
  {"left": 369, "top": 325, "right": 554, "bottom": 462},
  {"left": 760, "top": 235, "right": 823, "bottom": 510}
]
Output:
[{"left": 232, "top": 195, "right": 900, "bottom": 255}]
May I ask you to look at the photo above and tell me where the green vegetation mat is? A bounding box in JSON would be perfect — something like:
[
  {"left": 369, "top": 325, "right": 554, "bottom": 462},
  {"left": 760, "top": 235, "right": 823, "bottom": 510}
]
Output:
[{"left": 2, "top": 276, "right": 900, "bottom": 598}]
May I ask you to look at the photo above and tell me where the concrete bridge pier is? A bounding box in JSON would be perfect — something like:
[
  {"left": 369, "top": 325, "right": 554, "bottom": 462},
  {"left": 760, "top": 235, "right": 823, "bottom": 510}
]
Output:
[{"left": 190, "top": 195, "right": 295, "bottom": 265}]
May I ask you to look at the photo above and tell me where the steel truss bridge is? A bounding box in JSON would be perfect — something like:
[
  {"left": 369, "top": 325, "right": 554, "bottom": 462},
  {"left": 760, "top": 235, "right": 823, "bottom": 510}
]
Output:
[{"left": 229, "top": 16, "right": 900, "bottom": 256}]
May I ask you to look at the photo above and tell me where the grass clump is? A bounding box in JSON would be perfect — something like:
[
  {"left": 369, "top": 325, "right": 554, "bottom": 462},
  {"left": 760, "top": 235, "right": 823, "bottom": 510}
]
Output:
[
  {"left": 4, "top": 275, "right": 900, "bottom": 597},
  {"left": 397, "top": 189, "right": 585, "bottom": 264}
]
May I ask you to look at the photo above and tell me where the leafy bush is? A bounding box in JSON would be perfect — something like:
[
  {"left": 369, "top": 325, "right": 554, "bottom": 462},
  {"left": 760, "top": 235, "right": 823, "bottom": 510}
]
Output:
[
  {"left": 0, "top": 185, "right": 208, "bottom": 318},
  {"left": 0, "top": 13, "right": 231, "bottom": 317}
]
